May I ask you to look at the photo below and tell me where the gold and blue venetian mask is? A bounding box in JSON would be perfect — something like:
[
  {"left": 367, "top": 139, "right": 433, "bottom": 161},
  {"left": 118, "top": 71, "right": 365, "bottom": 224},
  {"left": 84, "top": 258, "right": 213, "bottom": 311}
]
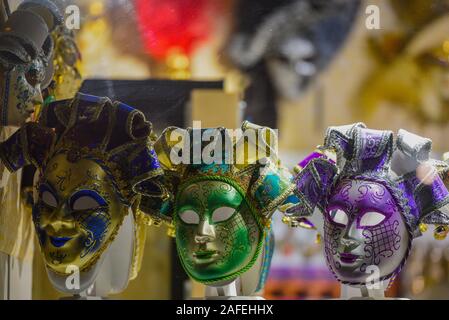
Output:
[
  {"left": 0, "top": 93, "right": 164, "bottom": 275},
  {"left": 33, "top": 152, "right": 130, "bottom": 274}
]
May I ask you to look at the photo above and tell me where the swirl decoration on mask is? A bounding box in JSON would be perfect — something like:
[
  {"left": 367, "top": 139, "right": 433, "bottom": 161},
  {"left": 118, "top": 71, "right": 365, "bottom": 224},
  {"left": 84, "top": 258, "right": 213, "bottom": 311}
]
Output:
[
  {"left": 0, "top": 92, "right": 164, "bottom": 275},
  {"left": 286, "top": 123, "right": 449, "bottom": 286},
  {"left": 141, "top": 121, "right": 298, "bottom": 285}
]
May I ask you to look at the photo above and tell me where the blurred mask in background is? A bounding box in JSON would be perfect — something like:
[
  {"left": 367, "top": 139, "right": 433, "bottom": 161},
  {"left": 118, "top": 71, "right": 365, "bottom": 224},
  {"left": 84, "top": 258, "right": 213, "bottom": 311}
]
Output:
[
  {"left": 0, "top": 0, "right": 62, "bottom": 127},
  {"left": 44, "top": 24, "right": 82, "bottom": 103},
  {"left": 226, "top": 0, "right": 360, "bottom": 127}
]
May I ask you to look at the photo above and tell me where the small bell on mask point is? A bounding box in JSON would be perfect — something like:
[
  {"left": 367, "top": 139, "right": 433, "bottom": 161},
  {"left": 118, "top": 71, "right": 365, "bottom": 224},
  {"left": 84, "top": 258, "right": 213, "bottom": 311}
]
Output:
[
  {"left": 434, "top": 225, "right": 449, "bottom": 240},
  {"left": 135, "top": 209, "right": 153, "bottom": 226},
  {"left": 151, "top": 218, "right": 163, "bottom": 227},
  {"left": 167, "top": 223, "right": 176, "bottom": 238},
  {"left": 419, "top": 223, "right": 428, "bottom": 234},
  {"left": 315, "top": 233, "right": 322, "bottom": 245},
  {"left": 443, "top": 152, "right": 449, "bottom": 162},
  {"left": 282, "top": 216, "right": 299, "bottom": 228},
  {"left": 264, "top": 219, "right": 272, "bottom": 229},
  {"left": 282, "top": 216, "right": 292, "bottom": 226},
  {"left": 293, "top": 165, "right": 302, "bottom": 175}
]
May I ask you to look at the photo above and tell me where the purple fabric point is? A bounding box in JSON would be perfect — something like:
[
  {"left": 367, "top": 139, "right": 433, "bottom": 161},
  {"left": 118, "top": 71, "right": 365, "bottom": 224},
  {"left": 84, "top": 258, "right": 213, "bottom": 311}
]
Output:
[{"left": 298, "top": 152, "right": 324, "bottom": 168}]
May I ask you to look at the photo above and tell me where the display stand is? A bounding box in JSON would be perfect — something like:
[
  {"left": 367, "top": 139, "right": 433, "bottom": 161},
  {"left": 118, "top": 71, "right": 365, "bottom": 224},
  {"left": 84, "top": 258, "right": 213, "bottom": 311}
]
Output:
[
  {"left": 204, "top": 279, "right": 265, "bottom": 300},
  {"left": 340, "top": 283, "right": 408, "bottom": 300},
  {"left": 47, "top": 210, "right": 135, "bottom": 299}
]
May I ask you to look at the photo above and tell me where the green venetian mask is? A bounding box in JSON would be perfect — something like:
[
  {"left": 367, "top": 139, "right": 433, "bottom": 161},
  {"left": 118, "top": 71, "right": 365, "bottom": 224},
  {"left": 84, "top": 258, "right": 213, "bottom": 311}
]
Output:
[{"left": 175, "top": 180, "right": 263, "bottom": 284}]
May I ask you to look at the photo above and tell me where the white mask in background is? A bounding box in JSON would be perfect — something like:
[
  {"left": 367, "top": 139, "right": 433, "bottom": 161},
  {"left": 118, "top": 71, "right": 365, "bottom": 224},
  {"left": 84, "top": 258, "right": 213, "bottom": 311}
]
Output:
[{"left": 0, "top": 1, "right": 61, "bottom": 127}]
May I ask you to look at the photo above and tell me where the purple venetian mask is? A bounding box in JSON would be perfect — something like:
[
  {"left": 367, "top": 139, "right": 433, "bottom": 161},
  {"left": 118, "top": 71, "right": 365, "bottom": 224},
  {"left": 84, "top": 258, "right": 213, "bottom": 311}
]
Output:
[
  {"left": 325, "top": 178, "right": 409, "bottom": 285},
  {"left": 288, "top": 123, "right": 449, "bottom": 286}
]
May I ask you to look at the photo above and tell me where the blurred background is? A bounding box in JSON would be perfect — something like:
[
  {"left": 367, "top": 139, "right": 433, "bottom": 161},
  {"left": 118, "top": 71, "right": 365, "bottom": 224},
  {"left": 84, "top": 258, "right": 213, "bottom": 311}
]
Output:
[{"left": 7, "top": 0, "right": 449, "bottom": 299}]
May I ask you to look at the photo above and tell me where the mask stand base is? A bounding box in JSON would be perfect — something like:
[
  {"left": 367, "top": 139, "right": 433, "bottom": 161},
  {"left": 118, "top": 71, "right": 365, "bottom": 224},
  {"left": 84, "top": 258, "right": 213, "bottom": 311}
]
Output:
[
  {"left": 339, "top": 283, "right": 409, "bottom": 300},
  {"left": 60, "top": 287, "right": 104, "bottom": 300},
  {"left": 204, "top": 278, "right": 265, "bottom": 300}
]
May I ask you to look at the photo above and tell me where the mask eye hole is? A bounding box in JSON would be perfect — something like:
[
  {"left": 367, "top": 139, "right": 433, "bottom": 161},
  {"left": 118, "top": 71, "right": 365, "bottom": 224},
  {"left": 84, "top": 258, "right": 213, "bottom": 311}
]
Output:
[
  {"left": 179, "top": 210, "right": 200, "bottom": 225},
  {"left": 211, "top": 207, "right": 236, "bottom": 223},
  {"left": 72, "top": 196, "right": 101, "bottom": 211},
  {"left": 41, "top": 190, "right": 57, "bottom": 207},
  {"left": 70, "top": 190, "right": 107, "bottom": 211},
  {"left": 25, "top": 69, "right": 40, "bottom": 87},
  {"left": 25, "top": 64, "right": 44, "bottom": 87},
  {"left": 328, "top": 209, "right": 348, "bottom": 226},
  {"left": 39, "top": 184, "right": 58, "bottom": 207},
  {"left": 359, "top": 211, "right": 386, "bottom": 227}
]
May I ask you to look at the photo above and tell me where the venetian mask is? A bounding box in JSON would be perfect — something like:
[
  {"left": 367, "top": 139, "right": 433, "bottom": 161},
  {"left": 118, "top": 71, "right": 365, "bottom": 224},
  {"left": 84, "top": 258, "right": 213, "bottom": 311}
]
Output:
[
  {"left": 142, "top": 123, "right": 298, "bottom": 288},
  {"left": 175, "top": 181, "right": 261, "bottom": 284},
  {"left": 324, "top": 178, "right": 410, "bottom": 284},
  {"left": 33, "top": 153, "right": 128, "bottom": 275},
  {"left": 0, "top": 93, "right": 164, "bottom": 278},
  {"left": 0, "top": 2, "right": 60, "bottom": 126},
  {"left": 0, "top": 58, "right": 47, "bottom": 126},
  {"left": 227, "top": 0, "right": 360, "bottom": 100},
  {"left": 288, "top": 123, "right": 449, "bottom": 287}
]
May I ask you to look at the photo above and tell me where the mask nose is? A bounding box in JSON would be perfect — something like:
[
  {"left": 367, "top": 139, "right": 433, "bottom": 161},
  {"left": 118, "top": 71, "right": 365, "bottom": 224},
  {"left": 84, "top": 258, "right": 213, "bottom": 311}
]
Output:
[
  {"left": 194, "top": 235, "right": 213, "bottom": 244},
  {"left": 194, "top": 219, "right": 215, "bottom": 244},
  {"left": 340, "top": 237, "right": 360, "bottom": 249},
  {"left": 40, "top": 203, "right": 76, "bottom": 234},
  {"left": 338, "top": 222, "right": 361, "bottom": 252}
]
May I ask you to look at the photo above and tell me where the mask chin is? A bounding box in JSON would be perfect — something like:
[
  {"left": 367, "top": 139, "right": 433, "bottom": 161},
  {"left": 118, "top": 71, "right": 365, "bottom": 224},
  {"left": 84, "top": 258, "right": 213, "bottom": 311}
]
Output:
[{"left": 46, "top": 208, "right": 136, "bottom": 296}]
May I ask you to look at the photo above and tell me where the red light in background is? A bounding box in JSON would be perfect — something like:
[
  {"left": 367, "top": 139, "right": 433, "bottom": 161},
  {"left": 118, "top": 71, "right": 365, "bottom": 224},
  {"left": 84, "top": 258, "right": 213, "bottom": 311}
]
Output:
[{"left": 135, "top": 0, "right": 221, "bottom": 60}]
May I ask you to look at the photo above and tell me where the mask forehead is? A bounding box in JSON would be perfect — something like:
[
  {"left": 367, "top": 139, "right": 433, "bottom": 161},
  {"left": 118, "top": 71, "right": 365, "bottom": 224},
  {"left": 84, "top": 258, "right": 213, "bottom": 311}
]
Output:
[
  {"left": 177, "top": 181, "right": 243, "bottom": 215},
  {"left": 42, "top": 153, "right": 112, "bottom": 199},
  {"left": 329, "top": 179, "right": 399, "bottom": 218}
]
